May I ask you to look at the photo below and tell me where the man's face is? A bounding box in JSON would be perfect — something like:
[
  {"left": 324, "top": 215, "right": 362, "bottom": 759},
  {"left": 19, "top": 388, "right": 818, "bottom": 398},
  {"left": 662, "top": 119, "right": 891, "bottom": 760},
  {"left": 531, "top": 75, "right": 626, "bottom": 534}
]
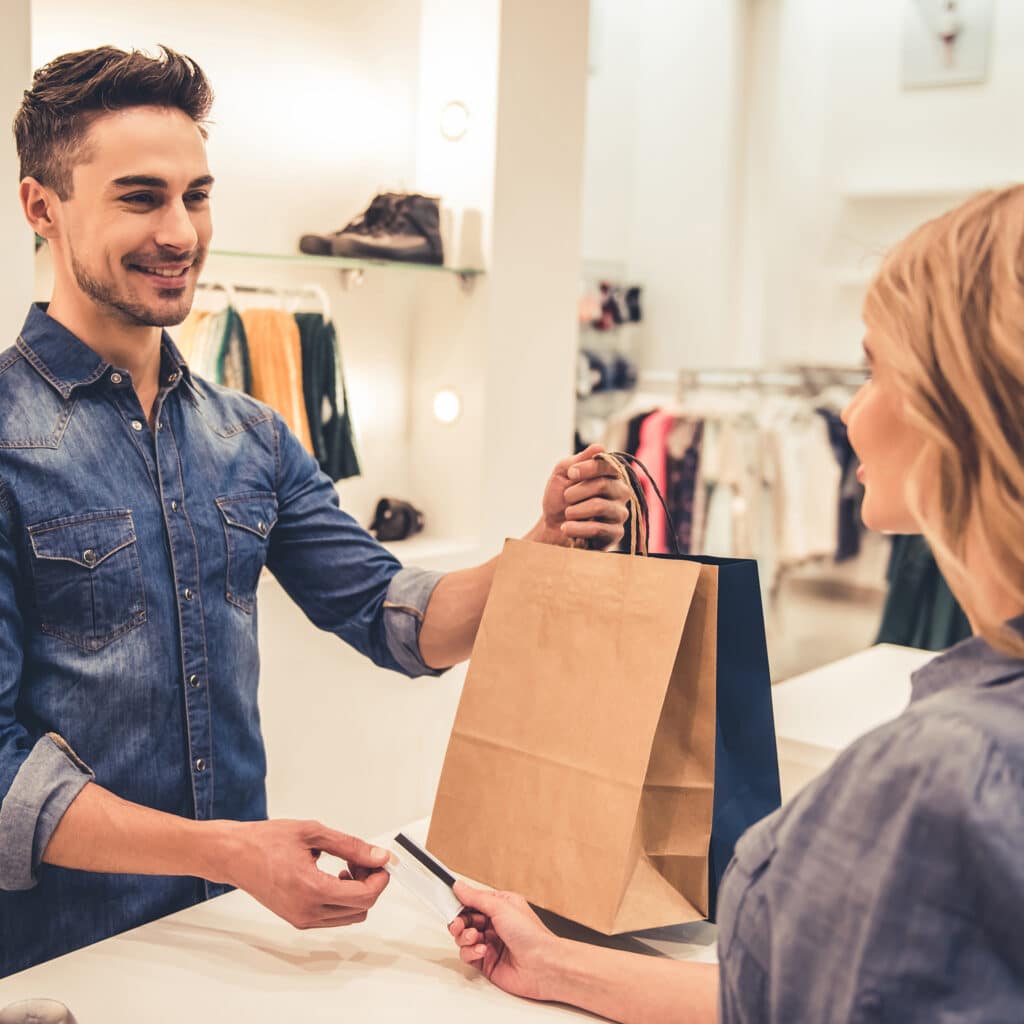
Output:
[{"left": 54, "top": 105, "right": 213, "bottom": 328}]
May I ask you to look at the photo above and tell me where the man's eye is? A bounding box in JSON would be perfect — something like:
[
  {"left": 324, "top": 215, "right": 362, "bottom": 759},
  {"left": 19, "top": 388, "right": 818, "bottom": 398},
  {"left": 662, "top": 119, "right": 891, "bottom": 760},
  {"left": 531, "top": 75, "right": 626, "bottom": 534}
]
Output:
[
  {"left": 185, "top": 191, "right": 210, "bottom": 205},
  {"left": 121, "top": 193, "right": 156, "bottom": 206}
]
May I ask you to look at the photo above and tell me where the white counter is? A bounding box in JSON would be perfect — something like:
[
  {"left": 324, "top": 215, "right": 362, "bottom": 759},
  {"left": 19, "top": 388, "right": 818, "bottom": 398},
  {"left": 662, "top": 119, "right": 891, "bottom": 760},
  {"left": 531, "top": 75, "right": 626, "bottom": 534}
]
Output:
[
  {"left": 0, "top": 644, "right": 931, "bottom": 1020},
  {"left": 771, "top": 642, "right": 934, "bottom": 800},
  {"left": 0, "top": 820, "right": 715, "bottom": 1023}
]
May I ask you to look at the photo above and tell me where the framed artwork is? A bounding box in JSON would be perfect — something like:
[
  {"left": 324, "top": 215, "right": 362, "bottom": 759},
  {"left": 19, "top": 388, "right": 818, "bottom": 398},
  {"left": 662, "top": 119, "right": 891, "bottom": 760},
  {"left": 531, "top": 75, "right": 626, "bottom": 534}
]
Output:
[{"left": 903, "top": 0, "right": 995, "bottom": 88}]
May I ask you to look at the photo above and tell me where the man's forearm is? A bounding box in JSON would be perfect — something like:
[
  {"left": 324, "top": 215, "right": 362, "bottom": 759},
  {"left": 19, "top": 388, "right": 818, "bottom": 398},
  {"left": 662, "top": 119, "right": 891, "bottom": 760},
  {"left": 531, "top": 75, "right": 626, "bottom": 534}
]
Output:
[
  {"left": 417, "top": 555, "right": 500, "bottom": 669},
  {"left": 43, "top": 780, "right": 236, "bottom": 882},
  {"left": 417, "top": 519, "right": 568, "bottom": 669},
  {"left": 41, "top": 782, "right": 393, "bottom": 930}
]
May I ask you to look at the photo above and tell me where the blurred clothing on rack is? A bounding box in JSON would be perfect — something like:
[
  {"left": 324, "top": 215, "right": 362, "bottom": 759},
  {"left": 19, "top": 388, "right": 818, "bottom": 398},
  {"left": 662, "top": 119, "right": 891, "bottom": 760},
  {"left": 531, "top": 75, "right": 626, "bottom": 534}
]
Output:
[
  {"left": 633, "top": 409, "right": 675, "bottom": 552},
  {"left": 241, "top": 308, "right": 314, "bottom": 455},
  {"left": 876, "top": 535, "right": 972, "bottom": 650},
  {"left": 598, "top": 367, "right": 864, "bottom": 586},
  {"left": 816, "top": 407, "right": 865, "bottom": 562},
  {"left": 176, "top": 295, "right": 363, "bottom": 481},
  {"left": 295, "top": 313, "right": 360, "bottom": 481},
  {"left": 666, "top": 418, "right": 705, "bottom": 554},
  {"left": 218, "top": 307, "right": 254, "bottom": 394}
]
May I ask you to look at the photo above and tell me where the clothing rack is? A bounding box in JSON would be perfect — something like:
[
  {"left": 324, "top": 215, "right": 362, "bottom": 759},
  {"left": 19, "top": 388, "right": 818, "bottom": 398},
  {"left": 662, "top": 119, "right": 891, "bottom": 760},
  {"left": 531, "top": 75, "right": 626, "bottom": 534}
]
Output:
[
  {"left": 195, "top": 280, "right": 331, "bottom": 321},
  {"left": 674, "top": 363, "right": 865, "bottom": 399}
]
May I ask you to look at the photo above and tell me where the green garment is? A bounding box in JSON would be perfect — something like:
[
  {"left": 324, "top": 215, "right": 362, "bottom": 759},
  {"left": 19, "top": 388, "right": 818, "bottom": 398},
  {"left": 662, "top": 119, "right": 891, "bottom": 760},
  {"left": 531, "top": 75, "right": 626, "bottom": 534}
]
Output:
[
  {"left": 294, "top": 312, "right": 360, "bottom": 482},
  {"left": 876, "top": 535, "right": 972, "bottom": 650}
]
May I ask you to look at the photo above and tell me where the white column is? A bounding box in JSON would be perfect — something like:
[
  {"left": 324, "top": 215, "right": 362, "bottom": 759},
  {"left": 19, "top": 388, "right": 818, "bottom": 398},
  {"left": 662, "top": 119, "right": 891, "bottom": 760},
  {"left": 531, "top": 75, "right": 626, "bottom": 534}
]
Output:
[
  {"left": 482, "top": 0, "right": 589, "bottom": 546},
  {"left": 410, "top": 0, "right": 590, "bottom": 551},
  {"left": 1, "top": 0, "right": 33, "bottom": 340}
]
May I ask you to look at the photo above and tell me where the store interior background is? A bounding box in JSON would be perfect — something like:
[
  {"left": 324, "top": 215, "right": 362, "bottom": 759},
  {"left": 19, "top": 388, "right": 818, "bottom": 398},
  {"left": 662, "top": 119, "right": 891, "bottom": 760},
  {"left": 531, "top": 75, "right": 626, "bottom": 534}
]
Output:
[{"left": 2, "top": 0, "right": 1022, "bottom": 837}]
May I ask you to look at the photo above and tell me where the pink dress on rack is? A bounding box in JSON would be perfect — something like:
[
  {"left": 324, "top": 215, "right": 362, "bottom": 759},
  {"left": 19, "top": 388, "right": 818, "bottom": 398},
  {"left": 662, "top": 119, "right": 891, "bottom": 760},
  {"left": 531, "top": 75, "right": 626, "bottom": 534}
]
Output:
[{"left": 634, "top": 409, "right": 676, "bottom": 553}]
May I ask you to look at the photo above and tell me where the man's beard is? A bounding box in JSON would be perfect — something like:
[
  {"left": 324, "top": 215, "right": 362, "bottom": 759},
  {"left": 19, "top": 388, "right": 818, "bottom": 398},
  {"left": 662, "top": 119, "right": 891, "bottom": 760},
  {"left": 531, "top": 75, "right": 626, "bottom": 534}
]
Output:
[{"left": 70, "top": 248, "right": 202, "bottom": 328}]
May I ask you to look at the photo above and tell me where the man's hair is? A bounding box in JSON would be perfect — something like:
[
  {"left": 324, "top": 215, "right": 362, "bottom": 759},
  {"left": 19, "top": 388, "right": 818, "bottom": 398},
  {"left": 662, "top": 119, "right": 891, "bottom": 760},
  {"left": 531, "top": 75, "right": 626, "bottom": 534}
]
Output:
[{"left": 13, "top": 45, "right": 213, "bottom": 199}]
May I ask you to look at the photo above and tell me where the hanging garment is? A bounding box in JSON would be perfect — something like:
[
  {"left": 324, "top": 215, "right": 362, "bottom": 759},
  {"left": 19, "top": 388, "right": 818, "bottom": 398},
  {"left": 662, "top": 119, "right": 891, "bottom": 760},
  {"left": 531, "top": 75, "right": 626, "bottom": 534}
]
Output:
[
  {"left": 816, "top": 407, "right": 864, "bottom": 562},
  {"left": 174, "top": 308, "right": 210, "bottom": 366},
  {"left": 174, "top": 306, "right": 252, "bottom": 392},
  {"left": 665, "top": 418, "right": 704, "bottom": 554},
  {"left": 195, "top": 309, "right": 227, "bottom": 381},
  {"left": 876, "top": 535, "right": 972, "bottom": 650},
  {"left": 217, "top": 306, "right": 253, "bottom": 394},
  {"left": 700, "top": 422, "right": 733, "bottom": 557},
  {"left": 764, "top": 405, "right": 842, "bottom": 567},
  {"left": 633, "top": 409, "right": 675, "bottom": 553},
  {"left": 625, "top": 411, "right": 648, "bottom": 456},
  {"left": 294, "top": 312, "right": 360, "bottom": 481},
  {"left": 697, "top": 417, "right": 761, "bottom": 558},
  {"left": 241, "top": 308, "right": 315, "bottom": 454}
]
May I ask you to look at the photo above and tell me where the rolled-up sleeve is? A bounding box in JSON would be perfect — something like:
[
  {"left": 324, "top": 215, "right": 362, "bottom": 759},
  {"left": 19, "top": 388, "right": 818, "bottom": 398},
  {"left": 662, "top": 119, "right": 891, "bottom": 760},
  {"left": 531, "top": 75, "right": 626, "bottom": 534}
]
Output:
[
  {"left": 0, "top": 518, "right": 94, "bottom": 891},
  {"left": 266, "top": 413, "right": 446, "bottom": 677},
  {"left": 383, "top": 566, "right": 446, "bottom": 677},
  {"left": 0, "top": 734, "right": 93, "bottom": 891}
]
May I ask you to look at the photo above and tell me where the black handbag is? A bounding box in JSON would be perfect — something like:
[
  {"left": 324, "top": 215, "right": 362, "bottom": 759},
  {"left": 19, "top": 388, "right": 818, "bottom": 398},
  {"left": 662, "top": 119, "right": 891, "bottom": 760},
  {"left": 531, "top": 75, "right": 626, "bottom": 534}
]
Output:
[{"left": 369, "top": 498, "right": 425, "bottom": 542}]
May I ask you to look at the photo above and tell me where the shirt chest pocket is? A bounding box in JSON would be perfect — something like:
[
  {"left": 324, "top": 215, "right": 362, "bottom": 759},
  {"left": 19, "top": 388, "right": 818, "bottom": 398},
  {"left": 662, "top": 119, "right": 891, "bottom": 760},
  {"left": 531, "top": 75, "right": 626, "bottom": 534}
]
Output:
[
  {"left": 216, "top": 492, "right": 278, "bottom": 613},
  {"left": 28, "top": 509, "right": 147, "bottom": 652}
]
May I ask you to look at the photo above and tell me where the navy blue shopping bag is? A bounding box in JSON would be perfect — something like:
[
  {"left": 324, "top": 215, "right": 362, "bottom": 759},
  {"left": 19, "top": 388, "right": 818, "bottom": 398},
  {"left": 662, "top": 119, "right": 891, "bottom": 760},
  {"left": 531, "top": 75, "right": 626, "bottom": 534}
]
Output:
[{"left": 660, "top": 553, "right": 781, "bottom": 919}]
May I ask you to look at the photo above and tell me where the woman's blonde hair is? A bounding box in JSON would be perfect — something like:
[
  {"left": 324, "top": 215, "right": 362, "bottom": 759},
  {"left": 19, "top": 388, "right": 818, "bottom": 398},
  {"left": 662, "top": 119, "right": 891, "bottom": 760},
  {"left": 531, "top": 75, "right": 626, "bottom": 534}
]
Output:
[{"left": 863, "top": 184, "right": 1024, "bottom": 657}]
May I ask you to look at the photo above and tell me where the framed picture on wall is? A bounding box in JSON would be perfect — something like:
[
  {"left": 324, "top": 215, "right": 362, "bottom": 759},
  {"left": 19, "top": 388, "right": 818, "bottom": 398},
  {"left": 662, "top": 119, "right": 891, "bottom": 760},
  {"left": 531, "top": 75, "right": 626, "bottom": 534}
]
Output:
[{"left": 903, "top": 0, "right": 994, "bottom": 89}]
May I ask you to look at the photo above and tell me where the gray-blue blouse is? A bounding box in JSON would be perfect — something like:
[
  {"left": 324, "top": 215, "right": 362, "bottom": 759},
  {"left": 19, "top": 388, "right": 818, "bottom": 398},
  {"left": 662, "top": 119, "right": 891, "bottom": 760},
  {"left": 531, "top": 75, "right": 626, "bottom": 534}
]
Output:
[{"left": 717, "top": 623, "right": 1024, "bottom": 1022}]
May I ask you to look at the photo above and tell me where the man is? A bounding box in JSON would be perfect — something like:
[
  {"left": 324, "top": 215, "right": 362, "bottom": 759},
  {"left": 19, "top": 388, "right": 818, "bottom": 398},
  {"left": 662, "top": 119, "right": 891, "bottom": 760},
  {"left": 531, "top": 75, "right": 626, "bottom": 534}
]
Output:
[{"left": 0, "top": 45, "right": 628, "bottom": 976}]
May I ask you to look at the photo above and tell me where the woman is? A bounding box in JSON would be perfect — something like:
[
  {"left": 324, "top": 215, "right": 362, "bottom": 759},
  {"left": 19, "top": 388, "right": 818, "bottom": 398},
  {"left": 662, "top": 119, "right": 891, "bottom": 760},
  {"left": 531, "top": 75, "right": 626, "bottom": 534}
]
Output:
[{"left": 448, "top": 185, "right": 1024, "bottom": 1022}]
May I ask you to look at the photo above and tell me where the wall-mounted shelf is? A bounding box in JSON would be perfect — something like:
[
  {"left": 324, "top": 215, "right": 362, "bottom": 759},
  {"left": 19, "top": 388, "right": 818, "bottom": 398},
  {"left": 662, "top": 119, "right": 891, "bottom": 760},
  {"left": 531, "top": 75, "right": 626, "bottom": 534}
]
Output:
[
  {"left": 827, "top": 269, "right": 875, "bottom": 288},
  {"left": 380, "top": 534, "right": 481, "bottom": 568},
  {"left": 208, "top": 249, "right": 485, "bottom": 291},
  {"left": 839, "top": 182, "right": 1007, "bottom": 202}
]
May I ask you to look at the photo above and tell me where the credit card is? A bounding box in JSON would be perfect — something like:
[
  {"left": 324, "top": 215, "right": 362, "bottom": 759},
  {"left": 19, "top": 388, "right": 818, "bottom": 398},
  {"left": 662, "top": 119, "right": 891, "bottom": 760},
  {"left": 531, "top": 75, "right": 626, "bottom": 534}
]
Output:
[{"left": 383, "top": 833, "right": 465, "bottom": 925}]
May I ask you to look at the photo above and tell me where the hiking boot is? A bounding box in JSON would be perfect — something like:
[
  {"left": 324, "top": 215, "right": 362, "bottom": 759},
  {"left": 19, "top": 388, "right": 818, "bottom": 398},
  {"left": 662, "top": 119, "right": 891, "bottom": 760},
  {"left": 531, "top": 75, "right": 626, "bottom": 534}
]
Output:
[{"left": 299, "top": 193, "right": 444, "bottom": 265}]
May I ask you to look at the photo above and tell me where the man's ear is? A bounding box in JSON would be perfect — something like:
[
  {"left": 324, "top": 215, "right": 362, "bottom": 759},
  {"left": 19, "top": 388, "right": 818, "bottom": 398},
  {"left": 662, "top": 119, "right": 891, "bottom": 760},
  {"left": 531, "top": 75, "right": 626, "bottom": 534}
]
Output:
[{"left": 20, "top": 177, "right": 61, "bottom": 240}]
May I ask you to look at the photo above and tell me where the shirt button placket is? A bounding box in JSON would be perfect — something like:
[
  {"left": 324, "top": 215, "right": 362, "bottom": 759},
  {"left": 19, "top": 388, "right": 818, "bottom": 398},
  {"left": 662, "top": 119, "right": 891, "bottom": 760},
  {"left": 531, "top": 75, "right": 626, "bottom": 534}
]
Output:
[{"left": 154, "top": 398, "right": 212, "bottom": 824}]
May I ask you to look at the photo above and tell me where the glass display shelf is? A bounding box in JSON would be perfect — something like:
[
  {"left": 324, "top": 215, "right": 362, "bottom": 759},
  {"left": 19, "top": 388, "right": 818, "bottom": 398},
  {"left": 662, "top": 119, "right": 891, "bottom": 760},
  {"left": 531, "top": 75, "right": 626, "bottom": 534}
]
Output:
[{"left": 208, "top": 248, "right": 485, "bottom": 284}]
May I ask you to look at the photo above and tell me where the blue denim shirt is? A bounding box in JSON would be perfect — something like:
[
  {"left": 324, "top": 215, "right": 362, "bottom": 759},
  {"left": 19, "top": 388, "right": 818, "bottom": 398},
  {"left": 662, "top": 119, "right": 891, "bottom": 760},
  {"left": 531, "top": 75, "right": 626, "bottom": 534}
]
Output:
[
  {"left": 717, "top": 624, "right": 1024, "bottom": 1022},
  {"left": 0, "top": 305, "right": 443, "bottom": 976}
]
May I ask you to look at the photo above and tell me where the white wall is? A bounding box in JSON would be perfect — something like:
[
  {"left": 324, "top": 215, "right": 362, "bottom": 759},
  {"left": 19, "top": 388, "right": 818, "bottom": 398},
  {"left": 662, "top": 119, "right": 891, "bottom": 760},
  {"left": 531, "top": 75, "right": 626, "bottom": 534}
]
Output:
[
  {"left": 582, "top": 0, "right": 750, "bottom": 372},
  {"left": 580, "top": 1, "right": 638, "bottom": 266},
  {"left": 753, "top": 0, "right": 1024, "bottom": 367},
  {"left": 1, "top": 0, "right": 33, "bottom": 342},
  {"left": 581, "top": 0, "right": 1024, "bottom": 373},
  {"left": 32, "top": 0, "right": 423, "bottom": 256}
]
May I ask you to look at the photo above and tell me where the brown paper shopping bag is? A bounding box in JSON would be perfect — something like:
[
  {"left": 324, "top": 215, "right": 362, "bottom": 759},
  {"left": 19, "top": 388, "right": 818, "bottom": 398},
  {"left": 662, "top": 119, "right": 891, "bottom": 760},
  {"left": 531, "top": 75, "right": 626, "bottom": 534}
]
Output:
[{"left": 426, "top": 537, "right": 719, "bottom": 934}]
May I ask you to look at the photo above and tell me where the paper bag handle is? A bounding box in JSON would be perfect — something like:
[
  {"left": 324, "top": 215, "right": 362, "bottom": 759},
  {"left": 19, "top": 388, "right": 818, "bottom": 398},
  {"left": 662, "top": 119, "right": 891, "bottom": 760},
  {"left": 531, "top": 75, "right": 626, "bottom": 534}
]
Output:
[{"left": 580, "top": 451, "right": 681, "bottom": 558}]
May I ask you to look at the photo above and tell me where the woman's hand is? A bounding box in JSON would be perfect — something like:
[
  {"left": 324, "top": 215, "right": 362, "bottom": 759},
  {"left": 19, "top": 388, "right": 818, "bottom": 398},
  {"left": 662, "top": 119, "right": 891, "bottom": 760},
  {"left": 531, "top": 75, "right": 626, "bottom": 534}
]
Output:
[
  {"left": 449, "top": 880, "right": 564, "bottom": 1001},
  {"left": 450, "top": 879, "right": 721, "bottom": 1024}
]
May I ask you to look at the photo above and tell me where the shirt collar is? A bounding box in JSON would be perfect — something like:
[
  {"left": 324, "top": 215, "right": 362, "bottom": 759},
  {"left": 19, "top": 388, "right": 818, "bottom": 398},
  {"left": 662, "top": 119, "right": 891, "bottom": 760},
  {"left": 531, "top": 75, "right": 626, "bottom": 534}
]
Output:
[
  {"left": 911, "top": 615, "right": 1024, "bottom": 702},
  {"left": 16, "top": 303, "right": 197, "bottom": 400}
]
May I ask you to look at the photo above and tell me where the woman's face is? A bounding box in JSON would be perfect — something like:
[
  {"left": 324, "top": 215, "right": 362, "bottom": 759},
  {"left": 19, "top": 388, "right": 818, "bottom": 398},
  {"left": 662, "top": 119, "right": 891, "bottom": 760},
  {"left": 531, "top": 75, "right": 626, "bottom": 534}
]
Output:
[{"left": 841, "top": 334, "right": 928, "bottom": 534}]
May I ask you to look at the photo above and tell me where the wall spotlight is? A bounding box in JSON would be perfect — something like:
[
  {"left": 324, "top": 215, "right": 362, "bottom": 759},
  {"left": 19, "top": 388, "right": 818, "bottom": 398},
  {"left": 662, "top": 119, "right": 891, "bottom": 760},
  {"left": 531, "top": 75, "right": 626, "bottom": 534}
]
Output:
[
  {"left": 432, "top": 389, "right": 462, "bottom": 424},
  {"left": 440, "top": 101, "right": 470, "bottom": 141}
]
